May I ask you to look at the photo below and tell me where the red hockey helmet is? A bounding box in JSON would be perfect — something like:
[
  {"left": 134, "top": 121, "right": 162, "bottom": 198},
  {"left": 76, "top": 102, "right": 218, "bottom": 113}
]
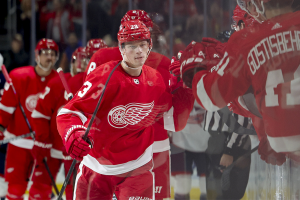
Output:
[
  {"left": 118, "top": 20, "right": 152, "bottom": 47},
  {"left": 232, "top": 5, "right": 258, "bottom": 29},
  {"left": 71, "top": 47, "right": 87, "bottom": 73},
  {"left": 35, "top": 38, "right": 59, "bottom": 55},
  {"left": 72, "top": 47, "right": 87, "bottom": 62},
  {"left": 121, "top": 10, "right": 153, "bottom": 29},
  {"left": 86, "top": 39, "right": 108, "bottom": 58}
]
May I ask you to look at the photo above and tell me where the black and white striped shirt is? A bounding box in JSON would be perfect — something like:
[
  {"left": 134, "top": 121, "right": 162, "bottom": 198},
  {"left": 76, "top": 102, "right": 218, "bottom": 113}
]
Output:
[{"left": 204, "top": 107, "right": 253, "bottom": 155}]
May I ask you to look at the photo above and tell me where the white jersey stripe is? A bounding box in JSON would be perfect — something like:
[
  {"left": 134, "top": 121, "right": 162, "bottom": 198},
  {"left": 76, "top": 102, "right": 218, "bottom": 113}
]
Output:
[
  {"left": 31, "top": 110, "right": 51, "bottom": 120},
  {"left": 0, "top": 103, "right": 16, "bottom": 114},
  {"left": 57, "top": 108, "right": 88, "bottom": 125},
  {"left": 152, "top": 138, "right": 170, "bottom": 153},
  {"left": 163, "top": 106, "right": 175, "bottom": 132},
  {"left": 81, "top": 144, "right": 153, "bottom": 175},
  {"left": 196, "top": 75, "right": 221, "bottom": 111},
  {"left": 268, "top": 134, "right": 300, "bottom": 153}
]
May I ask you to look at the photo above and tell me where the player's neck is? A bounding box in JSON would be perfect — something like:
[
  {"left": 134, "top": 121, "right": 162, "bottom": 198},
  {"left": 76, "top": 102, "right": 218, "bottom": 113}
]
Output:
[
  {"left": 35, "top": 65, "right": 52, "bottom": 77},
  {"left": 265, "top": 7, "right": 293, "bottom": 19},
  {"left": 121, "top": 61, "right": 142, "bottom": 77}
]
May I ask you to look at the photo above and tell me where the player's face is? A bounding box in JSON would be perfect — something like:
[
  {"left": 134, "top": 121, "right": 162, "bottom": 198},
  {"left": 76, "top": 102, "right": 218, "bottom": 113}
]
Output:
[
  {"left": 81, "top": 58, "right": 88, "bottom": 72},
  {"left": 71, "top": 59, "right": 80, "bottom": 76},
  {"left": 122, "top": 40, "right": 150, "bottom": 68},
  {"left": 38, "top": 49, "right": 57, "bottom": 70}
]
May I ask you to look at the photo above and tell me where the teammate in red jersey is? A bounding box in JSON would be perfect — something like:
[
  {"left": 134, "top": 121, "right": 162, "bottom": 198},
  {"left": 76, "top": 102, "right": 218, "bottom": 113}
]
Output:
[
  {"left": 57, "top": 19, "right": 171, "bottom": 200},
  {"left": 31, "top": 73, "right": 72, "bottom": 199},
  {"left": 30, "top": 41, "right": 106, "bottom": 200},
  {"left": 178, "top": 0, "right": 300, "bottom": 160},
  {"left": 0, "top": 39, "right": 59, "bottom": 200},
  {"left": 68, "top": 39, "right": 107, "bottom": 95},
  {"left": 85, "top": 10, "right": 194, "bottom": 199}
]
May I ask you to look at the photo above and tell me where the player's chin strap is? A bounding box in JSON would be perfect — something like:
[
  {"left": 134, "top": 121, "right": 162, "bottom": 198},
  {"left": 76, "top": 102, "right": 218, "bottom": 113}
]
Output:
[{"left": 36, "top": 55, "right": 57, "bottom": 72}]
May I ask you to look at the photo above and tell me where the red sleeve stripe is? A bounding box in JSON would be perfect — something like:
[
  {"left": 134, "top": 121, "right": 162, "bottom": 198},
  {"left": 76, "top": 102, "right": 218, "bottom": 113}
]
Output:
[
  {"left": 31, "top": 110, "right": 51, "bottom": 120},
  {"left": 57, "top": 108, "right": 88, "bottom": 125},
  {"left": 0, "top": 103, "right": 16, "bottom": 114}
]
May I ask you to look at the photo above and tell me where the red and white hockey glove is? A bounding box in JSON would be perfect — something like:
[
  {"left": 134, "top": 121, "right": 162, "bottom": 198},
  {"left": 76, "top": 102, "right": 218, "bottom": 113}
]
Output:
[
  {"left": 169, "top": 51, "right": 183, "bottom": 77},
  {"left": 32, "top": 140, "right": 52, "bottom": 164},
  {"left": 201, "top": 37, "right": 227, "bottom": 72},
  {"left": 179, "top": 41, "right": 207, "bottom": 88},
  {"left": 65, "top": 129, "right": 93, "bottom": 161},
  {"left": 258, "top": 136, "right": 286, "bottom": 166},
  {"left": 201, "top": 37, "right": 226, "bottom": 55}
]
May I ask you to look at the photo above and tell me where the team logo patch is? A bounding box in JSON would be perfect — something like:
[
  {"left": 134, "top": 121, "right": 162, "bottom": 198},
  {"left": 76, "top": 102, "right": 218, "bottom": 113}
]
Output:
[
  {"left": 25, "top": 93, "right": 40, "bottom": 112},
  {"left": 108, "top": 101, "right": 154, "bottom": 128}
]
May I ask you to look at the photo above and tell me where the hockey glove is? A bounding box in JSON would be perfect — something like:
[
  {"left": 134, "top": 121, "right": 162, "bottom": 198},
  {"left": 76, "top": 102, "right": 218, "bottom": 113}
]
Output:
[
  {"left": 32, "top": 140, "right": 52, "bottom": 164},
  {"left": 65, "top": 130, "right": 93, "bottom": 161},
  {"left": 179, "top": 41, "right": 207, "bottom": 88},
  {"left": 169, "top": 51, "right": 183, "bottom": 77},
  {"left": 258, "top": 136, "right": 286, "bottom": 166}
]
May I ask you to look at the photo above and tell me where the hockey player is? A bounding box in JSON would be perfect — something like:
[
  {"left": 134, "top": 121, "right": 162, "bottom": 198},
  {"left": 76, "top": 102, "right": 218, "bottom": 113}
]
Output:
[
  {"left": 85, "top": 10, "right": 195, "bottom": 199},
  {"left": 69, "top": 39, "right": 107, "bottom": 94},
  {"left": 0, "top": 38, "right": 59, "bottom": 200},
  {"left": 57, "top": 19, "right": 171, "bottom": 200},
  {"left": 31, "top": 42, "right": 105, "bottom": 200},
  {"left": 178, "top": 0, "right": 300, "bottom": 160},
  {"left": 31, "top": 71, "right": 72, "bottom": 199}
]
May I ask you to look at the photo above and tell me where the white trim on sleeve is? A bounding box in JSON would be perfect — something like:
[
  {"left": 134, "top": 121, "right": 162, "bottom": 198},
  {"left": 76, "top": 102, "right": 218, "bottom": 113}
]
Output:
[
  {"left": 268, "top": 134, "right": 300, "bottom": 153},
  {"left": 163, "top": 107, "right": 175, "bottom": 132},
  {"left": 81, "top": 144, "right": 153, "bottom": 175},
  {"left": 0, "top": 103, "right": 16, "bottom": 114},
  {"left": 4, "top": 130, "right": 34, "bottom": 149},
  {"left": 50, "top": 148, "right": 63, "bottom": 159},
  {"left": 153, "top": 138, "right": 170, "bottom": 153},
  {"left": 57, "top": 108, "right": 88, "bottom": 125},
  {"left": 196, "top": 75, "right": 221, "bottom": 111},
  {"left": 31, "top": 110, "right": 51, "bottom": 120}
]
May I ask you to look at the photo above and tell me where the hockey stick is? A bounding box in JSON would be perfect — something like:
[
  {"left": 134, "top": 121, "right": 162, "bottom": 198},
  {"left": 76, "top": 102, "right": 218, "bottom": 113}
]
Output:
[
  {"left": 1, "top": 64, "right": 61, "bottom": 196},
  {"left": 0, "top": 132, "right": 35, "bottom": 145},
  {"left": 43, "top": 158, "right": 60, "bottom": 195},
  {"left": 220, "top": 145, "right": 259, "bottom": 191},
  {"left": 57, "top": 61, "right": 121, "bottom": 200},
  {"left": 1, "top": 65, "right": 35, "bottom": 140},
  {"left": 57, "top": 68, "right": 73, "bottom": 100},
  {"left": 57, "top": 67, "right": 78, "bottom": 195}
]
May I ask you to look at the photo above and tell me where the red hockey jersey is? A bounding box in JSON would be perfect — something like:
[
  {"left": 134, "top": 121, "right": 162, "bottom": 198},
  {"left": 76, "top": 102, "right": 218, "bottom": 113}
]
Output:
[
  {"left": 192, "top": 11, "right": 300, "bottom": 153},
  {"left": 31, "top": 73, "right": 72, "bottom": 158},
  {"left": 0, "top": 66, "right": 57, "bottom": 149},
  {"left": 86, "top": 47, "right": 194, "bottom": 153},
  {"left": 57, "top": 61, "right": 168, "bottom": 175}
]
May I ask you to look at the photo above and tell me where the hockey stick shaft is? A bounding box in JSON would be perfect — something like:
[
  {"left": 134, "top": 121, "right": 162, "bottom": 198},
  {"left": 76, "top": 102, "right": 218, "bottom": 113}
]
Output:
[
  {"left": 57, "top": 68, "right": 73, "bottom": 100},
  {"left": 43, "top": 158, "right": 60, "bottom": 196},
  {"left": 1, "top": 65, "right": 35, "bottom": 139},
  {"left": 57, "top": 61, "right": 121, "bottom": 200},
  {"left": 0, "top": 132, "right": 35, "bottom": 145}
]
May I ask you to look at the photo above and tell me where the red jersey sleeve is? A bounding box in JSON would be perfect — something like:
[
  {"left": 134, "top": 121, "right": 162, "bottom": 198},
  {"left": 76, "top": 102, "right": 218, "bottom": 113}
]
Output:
[
  {"left": 0, "top": 72, "right": 21, "bottom": 128},
  {"left": 31, "top": 75, "right": 70, "bottom": 143},
  {"left": 192, "top": 47, "right": 251, "bottom": 112},
  {"left": 57, "top": 63, "right": 118, "bottom": 146}
]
